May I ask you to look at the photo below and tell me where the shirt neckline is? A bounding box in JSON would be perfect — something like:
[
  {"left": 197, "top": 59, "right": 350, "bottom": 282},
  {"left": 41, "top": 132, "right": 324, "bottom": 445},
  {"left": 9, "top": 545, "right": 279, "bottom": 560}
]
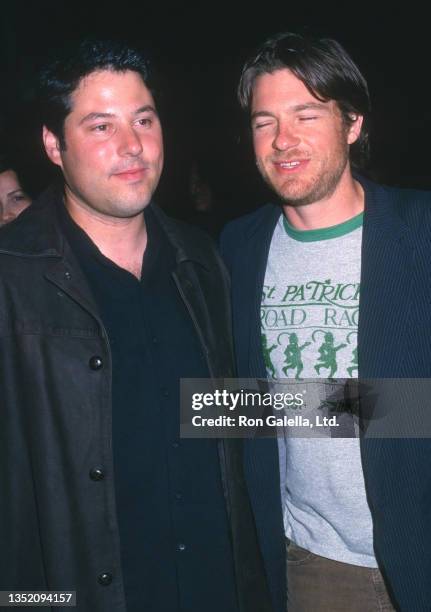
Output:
[{"left": 283, "top": 211, "right": 364, "bottom": 242}]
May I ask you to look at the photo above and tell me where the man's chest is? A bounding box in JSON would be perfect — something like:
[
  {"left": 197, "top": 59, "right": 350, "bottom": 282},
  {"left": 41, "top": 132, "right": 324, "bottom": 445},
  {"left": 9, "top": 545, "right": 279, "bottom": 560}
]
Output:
[{"left": 261, "top": 223, "right": 362, "bottom": 380}]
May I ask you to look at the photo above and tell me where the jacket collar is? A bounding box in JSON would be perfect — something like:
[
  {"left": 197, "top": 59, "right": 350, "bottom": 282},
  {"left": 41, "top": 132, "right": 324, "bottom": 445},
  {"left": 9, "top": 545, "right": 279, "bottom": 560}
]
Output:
[
  {"left": 355, "top": 173, "right": 410, "bottom": 243},
  {"left": 151, "top": 204, "right": 211, "bottom": 270},
  {"left": 0, "top": 182, "right": 210, "bottom": 269}
]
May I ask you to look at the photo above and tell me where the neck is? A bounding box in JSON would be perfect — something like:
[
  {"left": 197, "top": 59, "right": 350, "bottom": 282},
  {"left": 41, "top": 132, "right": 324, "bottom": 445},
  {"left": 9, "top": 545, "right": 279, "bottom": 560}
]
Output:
[
  {"left": 64, "top": 188, "right": 147, "bottom": 279},
  {"left": 283, "top": 169, "right": 364, "bottom": 231}
]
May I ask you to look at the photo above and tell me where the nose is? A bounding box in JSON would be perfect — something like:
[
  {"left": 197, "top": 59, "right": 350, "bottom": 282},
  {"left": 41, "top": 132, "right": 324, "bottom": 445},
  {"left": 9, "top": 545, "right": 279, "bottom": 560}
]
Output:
[
  {"left": 117, "top": 125, "right": 143, "bottom": 157},
  {"left": 272, "top": 121, "right": 300, "bottom": 152}
]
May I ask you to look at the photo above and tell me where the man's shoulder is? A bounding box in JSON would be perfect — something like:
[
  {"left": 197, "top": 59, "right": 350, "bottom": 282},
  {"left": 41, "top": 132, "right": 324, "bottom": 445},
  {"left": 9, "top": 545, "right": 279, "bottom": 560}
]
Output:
[
  {"left": 154, "top": 206, "right": 215, "bottom": 243},
  {"left": 151, "top": 204, "right": 222, "bottom": 269},
  {"left": 361, "top": 176, "right": 431, "bottom": 225},
  {"left": 220, "top": 204, "right": 280, "bottom": 268},
  {"left": 371, "top": 180, "right": 431, "bottom": 204},
  {"left": 221, "top": 204, "right": 279, "bottom": 242}
]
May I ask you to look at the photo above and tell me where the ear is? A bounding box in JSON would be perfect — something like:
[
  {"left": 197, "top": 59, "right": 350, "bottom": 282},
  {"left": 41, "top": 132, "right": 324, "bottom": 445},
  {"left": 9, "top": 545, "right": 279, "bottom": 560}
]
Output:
[
  {"left": 42, "top": 126, "right": 64, "bottom": 168},
  {"left": 346, "top": 114, "right": 364, "bottom": 145}
]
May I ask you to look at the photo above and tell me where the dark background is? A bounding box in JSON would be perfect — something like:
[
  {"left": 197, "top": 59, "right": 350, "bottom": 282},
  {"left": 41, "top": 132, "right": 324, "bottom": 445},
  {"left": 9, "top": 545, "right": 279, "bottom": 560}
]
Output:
[{"left": 1, "top": 3, "right": 429, "bottom": 223}]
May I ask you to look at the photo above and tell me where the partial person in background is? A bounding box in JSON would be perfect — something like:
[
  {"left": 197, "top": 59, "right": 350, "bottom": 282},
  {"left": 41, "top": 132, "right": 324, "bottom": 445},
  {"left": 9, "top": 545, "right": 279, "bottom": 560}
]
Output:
[
  {"left": 186, "top": 160, "right": 226, "bottom": 237},
  {"left": 0, "top": 156, "right": 31, "bottom": 225}
]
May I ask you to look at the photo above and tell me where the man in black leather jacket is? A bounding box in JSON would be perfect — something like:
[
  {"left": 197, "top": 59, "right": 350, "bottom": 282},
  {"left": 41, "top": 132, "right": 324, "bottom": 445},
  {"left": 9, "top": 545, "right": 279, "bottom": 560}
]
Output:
[{"left": 0, "top": 39, "right": 271, "bottom": 612}]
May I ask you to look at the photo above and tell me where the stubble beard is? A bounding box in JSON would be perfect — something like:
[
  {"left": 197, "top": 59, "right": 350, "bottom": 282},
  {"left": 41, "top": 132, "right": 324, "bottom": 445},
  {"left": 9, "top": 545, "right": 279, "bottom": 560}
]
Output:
[
  {"left": 258, "top": 145, "right": 350, "bottom": 208},
  {"left": 64, "top": 169, "right": 160, "bottom": 221},
  {"left": 102, "top": 184, "right": 156, "bottom": 219}
]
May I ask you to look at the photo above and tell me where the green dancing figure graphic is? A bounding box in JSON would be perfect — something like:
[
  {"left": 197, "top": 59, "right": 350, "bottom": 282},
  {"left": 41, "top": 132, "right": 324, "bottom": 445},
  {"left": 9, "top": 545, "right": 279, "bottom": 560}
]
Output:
[
  {"left": 346, "top": 332, "right": 358, "bottom": 377},
  {"left": 313, "top": 331, "right": 347, "bottom": 380},
  {"left": 281, "top": 333, "right": 311, "bottom": 380},
  {"left": 347, "top": 348, "right": 358, "bottom": 377},
  {"left": 262, "top": 333, "right": 277, "bottom": 378}
]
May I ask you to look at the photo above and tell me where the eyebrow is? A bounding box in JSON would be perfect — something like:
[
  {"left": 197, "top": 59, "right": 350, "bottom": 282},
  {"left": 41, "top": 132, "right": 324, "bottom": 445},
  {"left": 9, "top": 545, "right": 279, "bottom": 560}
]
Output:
[
  {"left": 133, "top": 105, "right": 157, "bottom": 116},
  {"left": 79, "top": 105, "right": 157, "bottom": 125},
  {"left": 251, "top": 102, "right": 329, "bottom": 121},
  {"left": 293, "top": 102, "right": 329, "bottom": 112},
  {"left": 79, "top": 112, "right": 114, "bottom": 125}
]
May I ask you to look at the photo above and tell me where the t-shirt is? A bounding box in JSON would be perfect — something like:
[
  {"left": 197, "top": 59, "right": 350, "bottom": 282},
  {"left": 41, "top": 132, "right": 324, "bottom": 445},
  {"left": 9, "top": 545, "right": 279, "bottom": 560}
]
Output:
[{"left": 261, "top": 212, "right": 377, "bottom": 568}]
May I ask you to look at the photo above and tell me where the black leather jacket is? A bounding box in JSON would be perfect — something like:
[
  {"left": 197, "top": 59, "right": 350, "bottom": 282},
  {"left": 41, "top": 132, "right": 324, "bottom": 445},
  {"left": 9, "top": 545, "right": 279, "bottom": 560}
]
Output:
[{"left": 0, "top": 185, "right": 271, "bottom": 612}]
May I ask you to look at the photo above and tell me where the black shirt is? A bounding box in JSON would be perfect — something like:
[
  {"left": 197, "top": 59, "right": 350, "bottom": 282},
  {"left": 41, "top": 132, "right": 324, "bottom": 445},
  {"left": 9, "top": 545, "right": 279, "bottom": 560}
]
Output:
[{"left": 58, "top": 203, "right": 238, "bottom": 612}]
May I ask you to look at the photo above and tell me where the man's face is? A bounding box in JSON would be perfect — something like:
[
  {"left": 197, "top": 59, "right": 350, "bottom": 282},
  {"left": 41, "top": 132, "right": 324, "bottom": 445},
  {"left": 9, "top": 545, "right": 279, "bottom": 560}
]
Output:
[
  {"left": 0, "top": 170, "right": 31, "bottom": 226},
  {"left": 44, "top": 69, "right": 163, "bottom": 219},
  {"left": 250, "top": 69, "right": 362, "bottom": 206}
]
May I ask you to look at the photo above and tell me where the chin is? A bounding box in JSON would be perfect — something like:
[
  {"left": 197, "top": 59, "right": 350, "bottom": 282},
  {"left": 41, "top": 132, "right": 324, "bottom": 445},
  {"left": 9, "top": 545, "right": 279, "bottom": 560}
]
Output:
[
  {"left": 111, "top": 205, "right": 150, "bottom": 219},
  {"left": 276, "top": 175, "right": 324, "bottom": 204},
  {"left": 275, "top": 186, "right": 312, "bottom": 205},
  {"left": 111, "top": 192, "right": 153, "bottom": 216},
  {"left": 280, "top": 194, "right": 317, "bottom": 207}
]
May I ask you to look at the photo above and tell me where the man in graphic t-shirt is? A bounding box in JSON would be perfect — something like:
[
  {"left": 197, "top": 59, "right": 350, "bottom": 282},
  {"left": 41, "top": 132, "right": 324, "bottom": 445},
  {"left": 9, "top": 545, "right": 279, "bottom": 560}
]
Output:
[{"left": 221, "top": 32, "right": 431, "bottom": 612}]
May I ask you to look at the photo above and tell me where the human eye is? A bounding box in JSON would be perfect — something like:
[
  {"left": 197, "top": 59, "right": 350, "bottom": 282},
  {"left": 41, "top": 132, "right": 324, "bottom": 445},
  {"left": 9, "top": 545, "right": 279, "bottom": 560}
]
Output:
[
  {"left": 91, "top": 123, "right": 110, "bottom": 132},
  {"left": 253, "top": 119, "right": 274, "bottom": 131},
  {"left": 136, "top": 116, "right": 153, "bottom": 128},
  {"left": 299, "top": 115, "right": 318, "bottom": 121},
  {"left": 10, "top": 192, "right": 29, "bottom": 204}
]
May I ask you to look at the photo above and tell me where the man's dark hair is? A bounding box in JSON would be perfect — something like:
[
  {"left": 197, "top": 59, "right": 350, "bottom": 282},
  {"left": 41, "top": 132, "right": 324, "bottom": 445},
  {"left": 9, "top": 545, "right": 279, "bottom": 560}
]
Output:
[
  {"left": 238, "top": 32, "right": 371, "bottom": 167},
  {"left": 38, "top": 39, "right": 153, "bottom": 149}
]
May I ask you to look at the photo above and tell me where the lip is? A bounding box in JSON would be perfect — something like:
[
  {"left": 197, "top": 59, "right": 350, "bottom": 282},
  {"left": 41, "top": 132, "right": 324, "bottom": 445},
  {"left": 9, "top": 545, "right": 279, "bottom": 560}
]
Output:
[
  {"left": 112, "top": 167, "right": 149, "bottom": 181},
  {"left": 273, "top": 159, "right": 310, "bottom": 173}
]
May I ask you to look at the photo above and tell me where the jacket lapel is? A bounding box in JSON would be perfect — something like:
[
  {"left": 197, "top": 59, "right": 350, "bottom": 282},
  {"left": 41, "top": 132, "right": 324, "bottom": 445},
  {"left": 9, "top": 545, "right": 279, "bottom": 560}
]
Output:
[
  {"left": 238, "top": 205, "right": 286, "bottom": 612},
  {"left": 235, "top": 205, "right": 281, "bottom": 379},
  {"left": 357, "top": 178, "right": 414, "bottom": 378}
]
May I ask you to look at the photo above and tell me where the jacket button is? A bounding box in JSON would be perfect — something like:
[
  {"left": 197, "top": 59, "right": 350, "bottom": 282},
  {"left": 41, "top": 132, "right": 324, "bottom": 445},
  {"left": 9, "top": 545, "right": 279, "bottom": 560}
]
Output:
[
  {"left": 89, "top": 356, "right": 103, "bottom": 370},
  {"left": 64, "top": 270, "right": 72, "bottom": 280},
  {"left": 177, "top": 543, "right": 186, "bottom": 552},
  {"left": 89, "top": 467, "right": 105, "bottom": 481},
  {"left": 97, "top": 572, "right": 112, "bottom": 586}
]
